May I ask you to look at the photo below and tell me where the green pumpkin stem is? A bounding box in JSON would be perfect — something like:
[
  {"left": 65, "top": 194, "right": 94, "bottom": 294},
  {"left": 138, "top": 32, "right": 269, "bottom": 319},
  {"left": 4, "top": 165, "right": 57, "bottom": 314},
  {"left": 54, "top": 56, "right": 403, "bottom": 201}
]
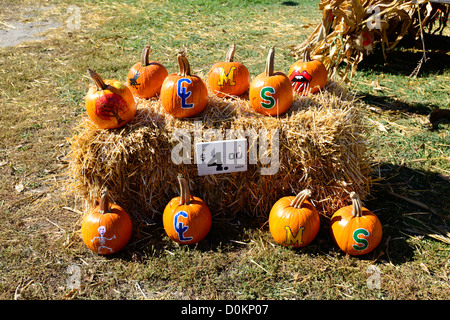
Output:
[
  {"left": 89, "top": 68, "right": 108, "bottom": 91},
  {"left": 177, "top": 51, "right": 191, "bottom": 77},
  {"left": 178, "top": 174, "right": 191, "bottom": 205},
  {"left": 290, "top": 189, "right": 312, "bottom": 209},
  {"left": 98, "top": 189, "right": 111, "bottom": 214},
  {"left": 141, "top": 45, "right": 151, "bottom": 67},
  {"left": 265, "top": 46, "right": 275, "bottom": 77},
  {"left": 225, "top": 43, "right": 236, "bottom": 62},
  {"left": 350, "top": 192, "right": 363, "bottom": 217}
]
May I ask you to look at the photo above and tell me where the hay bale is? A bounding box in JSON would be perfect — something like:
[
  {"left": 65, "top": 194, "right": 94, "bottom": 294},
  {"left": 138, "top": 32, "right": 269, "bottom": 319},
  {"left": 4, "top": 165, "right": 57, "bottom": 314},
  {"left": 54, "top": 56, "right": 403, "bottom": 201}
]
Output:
[{"left": 66, "top": 82, "right": 371, "bottom": 222}]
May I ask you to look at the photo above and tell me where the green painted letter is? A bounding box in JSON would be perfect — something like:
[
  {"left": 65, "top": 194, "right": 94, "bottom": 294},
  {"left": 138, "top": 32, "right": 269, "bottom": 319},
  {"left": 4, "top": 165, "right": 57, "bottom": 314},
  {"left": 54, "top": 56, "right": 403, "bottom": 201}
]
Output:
[
  {"left": 260, "top": 87, "right": 276, "bottom": 109},
  {"left": 352, "top": 228, "right": 370, "bottom": 251}
]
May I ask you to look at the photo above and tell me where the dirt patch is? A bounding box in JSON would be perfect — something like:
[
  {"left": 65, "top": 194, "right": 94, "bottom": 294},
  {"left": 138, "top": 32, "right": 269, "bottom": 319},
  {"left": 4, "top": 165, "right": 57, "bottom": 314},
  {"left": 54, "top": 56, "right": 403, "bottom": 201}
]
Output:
[
  {"left": 0, "top": 4, "right": 62, "bottom": 47},
  {"left": 0, "top": 20, "right": 61, "bottom": 47}
]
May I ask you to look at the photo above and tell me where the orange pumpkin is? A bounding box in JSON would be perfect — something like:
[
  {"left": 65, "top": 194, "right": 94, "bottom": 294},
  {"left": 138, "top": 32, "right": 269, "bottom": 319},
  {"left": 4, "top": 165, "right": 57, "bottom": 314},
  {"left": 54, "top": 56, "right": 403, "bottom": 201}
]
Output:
[
  {"left": 160, "top": 51, "right": 208, "bottom": 118},
  {"left": 163, "top": 174, "right": 211, "bottom": 245},
  {"left": 81, "top": 189, "right": 132, "bottom": 255},
  {"left": 207, "top": 44, "right": 250, "bottom": 98},
  {"left": 85, "top": 68, "right": 136, "bottom": 129},
  {"left": 249, "top": 46, "right": 293, "bottom": 116},
  {"left": 288, "top": 47, "right": 328, "bottom": 95},
  {"left": 127, "top": 45, "right": 168, "bottom": 99},
  {"left": 330, "top": 192, "right": 382, "bottom": 256},
  {"left": 269, "top": 189, "right": 320, "bottom": 248}
]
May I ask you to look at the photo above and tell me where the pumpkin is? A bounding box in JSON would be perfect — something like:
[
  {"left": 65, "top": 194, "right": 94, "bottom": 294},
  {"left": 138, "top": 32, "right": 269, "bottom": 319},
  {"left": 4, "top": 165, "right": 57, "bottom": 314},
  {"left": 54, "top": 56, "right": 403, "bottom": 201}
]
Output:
[
  {"left": 160, "top": 51, "right": 208, "bottom": 118},
  {"left": 163, "top": 174, "right": 211, "bottom": 245},
  {"left": 127, "top": 45, "right": 168, "bottom": 99},
  {"left": 85, "top": 68, "right": 136, "bottom": 129},
  {"left": 268, "top": 189, "right": 320, "bottom": 248},
  {"left": 288, "top": 47, "right": 328, "bottom": 95},
  {"left": 330, "top": 192, "right": 382, "bottom": 256},
  {"left": 207, "top": 44, "right": 250, "bottom": 98},
  {"left": 81, "top": 189, "right": 132, "bottom": 255},
  {"left": 249, "top": 46, "right": 293, "bottom": 116}
]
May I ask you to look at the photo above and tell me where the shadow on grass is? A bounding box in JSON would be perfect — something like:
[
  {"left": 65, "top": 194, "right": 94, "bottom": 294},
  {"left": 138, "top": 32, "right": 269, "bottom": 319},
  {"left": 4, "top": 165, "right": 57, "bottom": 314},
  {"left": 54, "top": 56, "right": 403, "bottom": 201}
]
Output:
[
  {"left": 357, "top": 34, "right": 450, "bottom": 77},
  {"left": 281, "top": 1, "right": 299, "bottom": 6},
  {"left": 357, "top": 91, "right": 437, "bottom": 117},
  {"left": 353, "top": 34, "right": 450, "bottom": 117},
  {"left": 365, "top": 162, "right": 449, "bottom": 263}
]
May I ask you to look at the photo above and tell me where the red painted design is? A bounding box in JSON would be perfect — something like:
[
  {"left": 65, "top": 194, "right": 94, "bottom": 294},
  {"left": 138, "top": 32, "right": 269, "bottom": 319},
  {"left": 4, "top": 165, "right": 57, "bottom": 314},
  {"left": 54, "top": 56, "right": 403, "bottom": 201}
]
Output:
[
  {"left": 289, "top": 70, "right": 313, "bottom": 93},
  {"left": 95, "top": 92, "right": 128, "bottom": 124}
]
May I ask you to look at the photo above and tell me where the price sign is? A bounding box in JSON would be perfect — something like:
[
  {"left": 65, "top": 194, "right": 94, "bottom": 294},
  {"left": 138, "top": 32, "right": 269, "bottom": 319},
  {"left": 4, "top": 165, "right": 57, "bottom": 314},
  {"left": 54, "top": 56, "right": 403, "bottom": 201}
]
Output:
[{"left": 195, "top": 139, "right": 247, "bottom": 176}]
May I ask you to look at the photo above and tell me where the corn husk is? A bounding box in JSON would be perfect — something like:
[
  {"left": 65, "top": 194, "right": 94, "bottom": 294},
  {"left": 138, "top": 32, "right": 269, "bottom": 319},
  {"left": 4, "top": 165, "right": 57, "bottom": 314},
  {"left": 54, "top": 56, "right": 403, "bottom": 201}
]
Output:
[{"left": 65, "top": 82, "right": 371, "bottom": 222}]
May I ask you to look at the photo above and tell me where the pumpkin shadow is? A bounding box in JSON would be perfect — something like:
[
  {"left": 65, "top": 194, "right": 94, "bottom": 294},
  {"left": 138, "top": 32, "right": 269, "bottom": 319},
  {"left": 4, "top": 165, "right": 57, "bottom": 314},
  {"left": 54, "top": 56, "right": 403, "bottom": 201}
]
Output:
[{"left": 121, "top": 213, "right": 259, "bottom": 259}]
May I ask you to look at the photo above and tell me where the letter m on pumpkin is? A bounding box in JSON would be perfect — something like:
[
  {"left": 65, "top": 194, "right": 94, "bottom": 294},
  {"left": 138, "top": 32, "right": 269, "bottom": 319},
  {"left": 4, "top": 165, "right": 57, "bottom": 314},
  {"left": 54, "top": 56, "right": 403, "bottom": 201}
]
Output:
[
  {"left": 217, "top": 67, "right": 236, "bottom": 86},
  {"left": 284, "top": 226, "right": 304, "bottom": 246}
]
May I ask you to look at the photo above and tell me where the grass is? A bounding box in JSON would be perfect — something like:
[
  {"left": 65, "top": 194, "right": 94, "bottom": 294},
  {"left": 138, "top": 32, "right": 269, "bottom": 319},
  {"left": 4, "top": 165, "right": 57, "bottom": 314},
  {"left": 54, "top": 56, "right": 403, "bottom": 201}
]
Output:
[{"left": 0, "top": 0, "right": 449, "bottom": 301}]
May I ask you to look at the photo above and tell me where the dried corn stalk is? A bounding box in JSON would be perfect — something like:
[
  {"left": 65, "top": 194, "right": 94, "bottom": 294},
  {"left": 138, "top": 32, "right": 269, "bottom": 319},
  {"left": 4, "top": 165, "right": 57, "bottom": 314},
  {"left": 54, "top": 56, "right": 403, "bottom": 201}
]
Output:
[{"left": 293, "top": 0, "right": 439, "bottom": 82}]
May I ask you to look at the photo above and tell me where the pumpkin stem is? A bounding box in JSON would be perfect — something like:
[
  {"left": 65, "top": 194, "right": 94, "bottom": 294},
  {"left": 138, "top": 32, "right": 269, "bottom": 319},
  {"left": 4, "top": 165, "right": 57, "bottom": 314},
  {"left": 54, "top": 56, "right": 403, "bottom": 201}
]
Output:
[
  {"left": 141, "top": 45, "right": 151, "bottom": 67},
  {"left": 177, "top": 51, "right": 191, "bottom": 77},
  {"left": 302, "top": 46, "right": 312, "bottom": 63},
  {"left": 88, "top": 68, "right": 108, "bottom": 91},
  {"left": 98, "top": 189, "right": 112, "bottom": 214},
  {"left": 177, "top": 174, "right": 192, "bottom": 205},
  {"left": 290, "top": 189, "right": 312, "bottom": 209},
  {"left": 225, "top": 43, "right": 236, "bottom": 62},
  {"left": 265, "top": 46, "right": 275, "bottom": 77},
  {"left": 350, "top": 192, "right": 363, "bottom": 217}
]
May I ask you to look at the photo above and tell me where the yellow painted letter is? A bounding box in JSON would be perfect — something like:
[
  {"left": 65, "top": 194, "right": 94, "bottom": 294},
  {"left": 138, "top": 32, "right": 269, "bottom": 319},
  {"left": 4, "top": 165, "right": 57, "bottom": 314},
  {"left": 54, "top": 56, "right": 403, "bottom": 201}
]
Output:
[
  {"left": 284, "top": 226, "right": 304, "bottom": 246},
  {"left": 217, "top": 67, "right": 236, "bottom": 86}
]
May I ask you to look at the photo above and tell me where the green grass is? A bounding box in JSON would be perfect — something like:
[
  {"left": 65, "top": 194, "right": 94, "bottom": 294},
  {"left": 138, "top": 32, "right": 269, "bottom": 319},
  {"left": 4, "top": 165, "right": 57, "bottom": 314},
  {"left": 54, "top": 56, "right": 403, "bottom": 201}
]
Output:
[{"left": 0, "top": 0, "right": 449, "bottom": 301}]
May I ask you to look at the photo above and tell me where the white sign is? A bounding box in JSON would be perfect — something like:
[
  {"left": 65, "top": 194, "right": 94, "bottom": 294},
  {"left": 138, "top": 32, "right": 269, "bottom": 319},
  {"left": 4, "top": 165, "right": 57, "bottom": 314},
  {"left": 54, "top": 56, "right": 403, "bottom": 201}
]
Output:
[{"left": 195, "top": 139, "right": 247, "bottom": 176}]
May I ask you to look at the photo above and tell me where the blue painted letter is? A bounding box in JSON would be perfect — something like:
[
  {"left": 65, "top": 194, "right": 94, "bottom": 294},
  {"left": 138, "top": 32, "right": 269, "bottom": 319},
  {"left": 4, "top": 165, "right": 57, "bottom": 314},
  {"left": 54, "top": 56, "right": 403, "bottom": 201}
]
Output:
[
  {"left": 174, "top": 211, "right": 193, "bottom": 242},
  {"left": 177, "top": 78, "right": 194, "bottom": 109}
]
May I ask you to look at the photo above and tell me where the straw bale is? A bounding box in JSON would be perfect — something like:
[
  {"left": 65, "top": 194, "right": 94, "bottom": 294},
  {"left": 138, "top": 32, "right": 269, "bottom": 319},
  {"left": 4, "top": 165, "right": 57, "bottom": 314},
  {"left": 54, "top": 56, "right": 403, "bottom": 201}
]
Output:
[{"left": 66, "top": 82, "right": 371, "bottom": 222}]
